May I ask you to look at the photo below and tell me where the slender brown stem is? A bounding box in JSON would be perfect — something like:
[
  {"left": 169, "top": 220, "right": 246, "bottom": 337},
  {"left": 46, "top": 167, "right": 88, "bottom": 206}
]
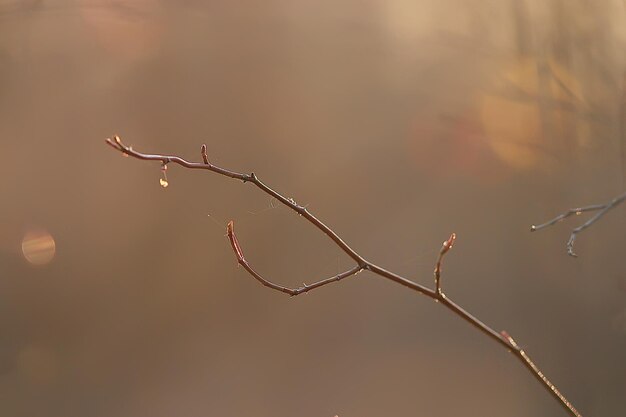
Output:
[
  {"left": 227, "top": 221, "right": 364, "bottom": 296},
  {"left": 106, "top": 135, "right": 583, "bottom": 417},
  {"left": 434, "top": 233, "right": 456, "bottom": 295},
  {"left": 201, "top": 144, "right": 210, "bottom": 165},
  {"left": 531, "top": 192, "right": 626, "bottom": 256}
]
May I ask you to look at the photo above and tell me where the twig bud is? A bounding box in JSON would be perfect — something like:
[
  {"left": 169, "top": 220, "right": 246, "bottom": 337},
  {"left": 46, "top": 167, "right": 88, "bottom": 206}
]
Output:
[
  {"left": 440, "top": 233, "right": 456, "bottom": 255},
  {"left": 201, "top": 144, "right": 210, "bottom": 164}
]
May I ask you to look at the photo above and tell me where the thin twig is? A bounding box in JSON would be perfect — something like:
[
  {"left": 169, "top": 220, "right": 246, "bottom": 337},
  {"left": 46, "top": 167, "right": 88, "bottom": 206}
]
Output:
[
  {"left": 434, "top": 233, "right": 456, "bottom": 295},
  {"left": 227, "top": 221, "right": 364, "bottom": 296},
  {"left": 201, "top": 144, "right": 210, "bottom": 165},
  {"left": 531, "top": 191, "right": 626, "bottom": 256},
  {"left": 106, "top": 135, "right": 583, "bottom": 417}
]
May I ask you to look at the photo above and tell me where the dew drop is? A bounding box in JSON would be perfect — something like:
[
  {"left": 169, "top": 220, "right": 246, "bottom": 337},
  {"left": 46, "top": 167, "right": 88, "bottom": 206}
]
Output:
[{"left": 159, "top": 162, "right": 169, "bottom": 188}]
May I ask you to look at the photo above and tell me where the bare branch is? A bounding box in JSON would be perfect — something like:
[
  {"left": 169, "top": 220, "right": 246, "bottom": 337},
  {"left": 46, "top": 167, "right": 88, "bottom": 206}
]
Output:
[
  {"left": 531, "top": 191, "right": 626, "bottom": 256},
  {"left": 226, "top": 221, "right": 363, "bottom": 296},
  {"left": 501, "top": 331, "right": 581, "bottom": 417},
  {"left": 106, "top": 135, "right": 583, "bottom": 417}
]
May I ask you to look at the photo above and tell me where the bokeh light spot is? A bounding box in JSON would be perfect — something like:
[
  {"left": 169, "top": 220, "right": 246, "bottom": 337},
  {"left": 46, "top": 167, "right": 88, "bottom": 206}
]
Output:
[{"left": 21, "top": 229, "right": 56, "bottom": 265}]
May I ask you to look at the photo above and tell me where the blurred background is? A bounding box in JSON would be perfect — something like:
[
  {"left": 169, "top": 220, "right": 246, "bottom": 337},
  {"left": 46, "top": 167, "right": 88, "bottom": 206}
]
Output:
[{"left": 1, "top": 1, "right": 625, "bottom": 416}]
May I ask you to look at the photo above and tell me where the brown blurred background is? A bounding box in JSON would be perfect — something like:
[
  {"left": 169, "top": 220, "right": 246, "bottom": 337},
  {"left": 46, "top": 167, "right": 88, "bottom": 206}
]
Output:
[{"left": 1, "top": 1, "right": 625, "bottom": 416}]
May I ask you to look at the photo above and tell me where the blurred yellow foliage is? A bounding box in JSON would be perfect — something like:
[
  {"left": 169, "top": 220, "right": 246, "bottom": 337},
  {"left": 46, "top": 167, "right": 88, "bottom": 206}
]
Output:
[{"left": 479, "top": 57, "right": 590, "bottom": 170}]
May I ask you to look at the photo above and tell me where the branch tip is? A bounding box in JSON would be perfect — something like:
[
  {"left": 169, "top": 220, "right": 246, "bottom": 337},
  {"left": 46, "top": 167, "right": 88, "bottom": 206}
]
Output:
[
  {"left": 531, "top": 191, "right": 626, "bottom": 256},
  {"left": 105, "top": 135, "right": 131, "bottom": 156},
  {"left": 435, "top": 233, "right": 456, "bottom": 294},
  {"left": 201, "top": 144, "right": 209, "bottom": 164},
  {"left": 226, "top": 220, "right": 244, "bottom": 261},
  {"left": 105, "top": 137, "right": 116, "bottom": 148},
  {"left": 441, "top": 232, "right": 456, "bottom": 255},
  {"left": 105, "top": 136, "right": 119, "bottom": 148}
]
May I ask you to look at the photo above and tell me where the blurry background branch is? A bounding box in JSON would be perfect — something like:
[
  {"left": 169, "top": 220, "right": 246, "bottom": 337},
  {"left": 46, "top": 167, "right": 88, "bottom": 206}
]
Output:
[
  {"left": 106, "top": 135, "right": 583, "bottom": 417},
  {"left": 531, "top": 191, "right": 626, "bottom": 256}
]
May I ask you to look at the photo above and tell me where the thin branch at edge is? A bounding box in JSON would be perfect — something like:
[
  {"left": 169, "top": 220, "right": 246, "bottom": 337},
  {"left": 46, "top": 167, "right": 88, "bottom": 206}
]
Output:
[{"left": 531, "top": 191, "right": 626, "bottom": 256}]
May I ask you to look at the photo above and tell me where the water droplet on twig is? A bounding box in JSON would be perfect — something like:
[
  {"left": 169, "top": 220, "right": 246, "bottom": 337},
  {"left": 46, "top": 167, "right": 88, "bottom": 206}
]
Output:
[{"left": 160, "top": 162, "right": 169, "bottom": 188}]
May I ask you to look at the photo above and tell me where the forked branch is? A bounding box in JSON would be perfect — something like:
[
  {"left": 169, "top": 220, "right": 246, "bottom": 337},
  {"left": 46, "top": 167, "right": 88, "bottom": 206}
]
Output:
[
  {"left": 531, "top": 191, "right": 626, "bottom": 256},
  {"left": 106, "top": 135, "right": 582, "bottom": 417}
]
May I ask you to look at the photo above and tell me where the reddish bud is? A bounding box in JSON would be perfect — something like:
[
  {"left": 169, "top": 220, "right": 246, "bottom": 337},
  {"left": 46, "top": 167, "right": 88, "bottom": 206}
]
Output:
[{"left": 441, "top": 233, "right": 457, "bottom": 254}]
